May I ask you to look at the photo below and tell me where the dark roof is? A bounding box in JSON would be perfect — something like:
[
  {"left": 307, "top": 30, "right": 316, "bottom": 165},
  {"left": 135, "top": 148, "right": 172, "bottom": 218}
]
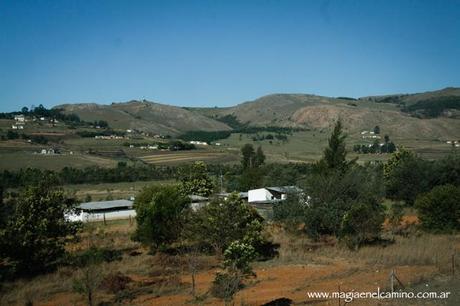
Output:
[
  {"left": 217, "top": 192, "right": 248, "bottom": 198},
  {"left": 266, "top": 186, "right": 303, "bottom": 193},
  {"left": 188, "top": 195, "right": 208, "bottom": 202},
  {"left": 79, "top": 200, "right": 134, "bottom": 211}
]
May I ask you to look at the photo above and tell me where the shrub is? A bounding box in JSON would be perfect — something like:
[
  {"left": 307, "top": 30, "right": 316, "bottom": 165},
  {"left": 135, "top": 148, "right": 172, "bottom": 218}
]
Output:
[
  {"left": 132, "top": 185, "right": 189, "bottom": 250},
  {"left": 183, "top": 193, "right": 265, "bottom": 254},
  {"left": 340, "top": 202, "right": 385, "bottom": 249},
  {"left": 210, "top": 272, "right": 242, "bottom": 301},
  {"left": 0, "top": 181, "right": 80, "bottom": 276},
  {"left": 100, "top": 272, "right": 132, "bottom": 293},
  {"left": 178, "top": 161, "right": 214, "bottom": 197},
  {"left": 304, "top": 165, "right": 384, "bottom": 239},
  {"left": 223, "top": 241, "right": 257, "bottom": 276},
  {"left": 415, "top": 184, "right": 460, "bottom": 232}
]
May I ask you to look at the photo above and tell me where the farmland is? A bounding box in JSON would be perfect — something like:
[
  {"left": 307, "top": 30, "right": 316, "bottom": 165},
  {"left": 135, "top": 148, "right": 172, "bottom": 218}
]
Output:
[
  {"left": 0, "top": 151, "right": 117, "bottom": 171},
  {"left": 139, "top": 150, "right": 238, "bottom": 165}
]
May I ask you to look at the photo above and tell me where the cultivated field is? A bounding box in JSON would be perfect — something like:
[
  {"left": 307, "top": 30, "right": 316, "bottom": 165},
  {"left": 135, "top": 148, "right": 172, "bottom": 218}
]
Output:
[
  {"left": 139, "top": 151, "right": 238, "bottom": 165},
  {"left": 0, "top": 151, "right": 117, "bottom": 171}
]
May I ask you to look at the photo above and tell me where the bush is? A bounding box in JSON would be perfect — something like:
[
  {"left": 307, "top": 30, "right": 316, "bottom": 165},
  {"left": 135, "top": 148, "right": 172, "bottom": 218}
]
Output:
[
  {"left": 415, "top": 184, "right": 460, "bottom": 232},
  {"left": 178, "top": 161, "right": 214, "bottom": 197},
  {"left": 340, "top": 202, "right": 385, "bottom": 249},
  {"left": 384, "top": 150, "right": 431, "bottom": 205},
  {"left": 100, "top": 272, "right": 132, "bottom": 293},
  {"left": 273, "top": 193, "right": 307, "bottom": 231},
  {"left": 304, "top": 165, "right": 384, "bottom": 239},
  {"left": 0, "top": 181, "right": 80, "bottom": 276},
  {"left": 132, "top": 185, "right": 189, "bottom": 250},
  {"left": 223, "top": 241, "right": 256, "bottom": 275},
  {"left": 210, "top": 272, "right": 242, "bottom": 301},
  {"left": 184, "top": 193, "right": 265, "bottom": 255}
]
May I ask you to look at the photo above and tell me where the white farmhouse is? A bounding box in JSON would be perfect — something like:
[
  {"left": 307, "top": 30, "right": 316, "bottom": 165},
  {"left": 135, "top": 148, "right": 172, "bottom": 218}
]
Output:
[{"left": 248, "top": 186, "right": 302, "bottom": 203}]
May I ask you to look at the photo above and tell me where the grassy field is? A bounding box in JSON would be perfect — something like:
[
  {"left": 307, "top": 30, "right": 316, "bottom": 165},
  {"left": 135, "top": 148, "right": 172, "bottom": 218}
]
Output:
[
  {"left": 0, "top": 151, "right": 117, "bottom": 171},
  {"left": 217, "top": 130, "right": 456, "bottom": 163}
]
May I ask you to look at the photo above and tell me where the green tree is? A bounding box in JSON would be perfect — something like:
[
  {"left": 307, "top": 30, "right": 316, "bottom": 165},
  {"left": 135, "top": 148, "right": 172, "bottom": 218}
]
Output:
[
  {"left": 383, "top": 148, "right": 414, "bottom": 180},
  {"left": 254, "top": 146, "right": 266, "bottom": 167},
  {"left": 184, "top": 193, "right": 264, "bottom": 254},
  {"left": 211, "top": 240, "right": 257, "bottom": 302},
  {"left": 316, "top": 120, "right": 354, "bottom": 173},
  {"left": 415, "top": 184, "right": 460, "bottom": 232},
  {"left": 0, "top": 181, "right": 80, "bottom": 275},
  {"left": 132, "top": 185, "right": 189, "bottom": 250},
  {"left": 340, "top": 201, "right": 385, "bottom": 249},
  {"left": 304, "top": 164, "right": 384, "bottom": 239},
  {"left": 373, "top": 125, "right": 380, "bottom": 134},
  {"left": 384, "top": 150, "right": 430, "bottom": 205},
  {"left": 178, "top": 161, "right": 214, "bottom": 196},
  {"left": 241, "top": 143, "right": 256, "bottom": 169}
]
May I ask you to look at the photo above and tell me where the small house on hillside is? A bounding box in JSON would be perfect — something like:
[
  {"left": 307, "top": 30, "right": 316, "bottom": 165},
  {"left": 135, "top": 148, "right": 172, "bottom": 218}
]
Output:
[
  {"left": 67, "top": 199, "right": 135, "bottom": 222},
  {"left": 14, "top": 115, "right": 25, "bottom": 122},
  {"left": 248, "top": 186, "right": 302, "bottom": 204}
]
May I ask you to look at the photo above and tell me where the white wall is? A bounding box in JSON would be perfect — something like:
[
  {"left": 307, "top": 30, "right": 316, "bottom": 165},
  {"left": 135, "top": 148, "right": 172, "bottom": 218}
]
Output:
[
  {"left": 66, "top": 209, "right": 136, "bottom": 223},
  {"left": 248, "top": 188, "right": 274, "bottom": 203}
]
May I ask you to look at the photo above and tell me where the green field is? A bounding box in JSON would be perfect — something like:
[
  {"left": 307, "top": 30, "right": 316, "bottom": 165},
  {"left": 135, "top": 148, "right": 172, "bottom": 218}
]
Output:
[
  {"left": 216, "top": 130, "right": 456, "bottom": 163},
  {"left": 0, "top": 151, "right": 117, "bottom": 171}
]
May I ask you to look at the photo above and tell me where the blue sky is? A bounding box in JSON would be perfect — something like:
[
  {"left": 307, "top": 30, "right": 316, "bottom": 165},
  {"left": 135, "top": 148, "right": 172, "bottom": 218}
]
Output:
[{"left": 0, "top": 0, "right": 459, "bottom": 111}]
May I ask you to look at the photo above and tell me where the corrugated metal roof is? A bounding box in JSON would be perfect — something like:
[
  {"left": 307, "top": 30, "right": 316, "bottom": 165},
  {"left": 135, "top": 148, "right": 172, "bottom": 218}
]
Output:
[
  {"left": 266, "top": 186, "right": 303, "bottom": 193},
  {"left": 79, "top": 200, "right": 134, "bottom": 211}
]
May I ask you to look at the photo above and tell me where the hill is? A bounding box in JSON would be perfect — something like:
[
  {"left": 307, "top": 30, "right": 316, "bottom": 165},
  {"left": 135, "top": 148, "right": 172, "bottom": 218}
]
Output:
[
  {"left": 189, "top": 88, "right": 460, "bottom": 140},
  {"left": 56, "top": 100, "right": 231, "bottom": 136}
]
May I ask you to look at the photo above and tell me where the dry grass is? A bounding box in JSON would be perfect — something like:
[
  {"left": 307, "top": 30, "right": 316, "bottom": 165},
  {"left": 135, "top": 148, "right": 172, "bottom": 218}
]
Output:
[
  {"left": 267, "top": 225, "right": 460, "bottom": 274},
  {"left": 1, "top": 219, "right": 459, "bottom": 305}
]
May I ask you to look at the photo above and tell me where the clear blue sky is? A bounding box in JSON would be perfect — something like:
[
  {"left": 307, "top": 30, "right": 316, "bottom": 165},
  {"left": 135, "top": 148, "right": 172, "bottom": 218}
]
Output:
[{"left": 1, "top": 0, "right": 459, "bottom": 111}]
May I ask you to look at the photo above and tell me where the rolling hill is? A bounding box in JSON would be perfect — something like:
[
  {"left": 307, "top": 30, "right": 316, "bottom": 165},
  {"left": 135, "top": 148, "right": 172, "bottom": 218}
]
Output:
[
  {"left": 56, "top": 100, "right": 231, "bottom": 135},
  {"left": 57, "top": 88, "right": 460, "bottom": 141},
  {"left": 190, "top": 87, "right": 460, "bottom": 140}
]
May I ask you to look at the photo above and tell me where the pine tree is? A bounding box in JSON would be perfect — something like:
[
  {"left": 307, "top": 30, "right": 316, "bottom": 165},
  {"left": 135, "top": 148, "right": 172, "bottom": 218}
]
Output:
[{"left": 318, "top": 120, "right": 353, "bottom": 173}]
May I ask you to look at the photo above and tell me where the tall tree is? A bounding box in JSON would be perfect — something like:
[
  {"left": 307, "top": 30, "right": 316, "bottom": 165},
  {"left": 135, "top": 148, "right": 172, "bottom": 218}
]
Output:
[
  {"left": 254, "top": 146, "right": 266, "bottom": 167},
  {"left": 317, "top": 120, "right": 353, "bottom": 173},
  {"left": 241, "top": 144, "right": 256, "bottom": 169},
  {"left": 132, "top": 185, "right": 189, "bottom": 250}
]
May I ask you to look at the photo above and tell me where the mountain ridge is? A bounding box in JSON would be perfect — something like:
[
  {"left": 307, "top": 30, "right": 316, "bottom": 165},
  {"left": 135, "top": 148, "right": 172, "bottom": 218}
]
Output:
[{"left": 56, "top": 87, "right": 460, "bottom": 139}]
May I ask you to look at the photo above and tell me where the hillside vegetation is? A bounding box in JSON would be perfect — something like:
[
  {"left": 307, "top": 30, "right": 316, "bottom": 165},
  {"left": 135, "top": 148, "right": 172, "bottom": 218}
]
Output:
[{"left": 56, "top": 100, "right": 231, "bottom": 136}]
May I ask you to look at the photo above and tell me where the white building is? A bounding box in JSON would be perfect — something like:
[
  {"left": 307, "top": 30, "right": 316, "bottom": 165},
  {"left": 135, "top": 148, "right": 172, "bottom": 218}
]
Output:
[
  {"left": 248, "top": 186, "right": 303, "bottom": 203},
  {"left": 14, "top": 115, "right": 25, "bottom": 122},
  {"left": 66, "top": 199, "right": 135, "bottom": 222},
  {"left": 189, "top": 140, "right": 208, "bottom": 146}
]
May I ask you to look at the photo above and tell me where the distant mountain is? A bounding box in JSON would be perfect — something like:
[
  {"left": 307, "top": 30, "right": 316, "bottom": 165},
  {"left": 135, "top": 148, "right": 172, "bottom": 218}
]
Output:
[
  {"left": 190, "top": 87, "right": 460, "bottom": 139},
  {"left": 56, "top": 100, "right": 231, "bottom": 135},
  {"left": 56, "top": 87, "right": 460, "bottom": 140}
]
